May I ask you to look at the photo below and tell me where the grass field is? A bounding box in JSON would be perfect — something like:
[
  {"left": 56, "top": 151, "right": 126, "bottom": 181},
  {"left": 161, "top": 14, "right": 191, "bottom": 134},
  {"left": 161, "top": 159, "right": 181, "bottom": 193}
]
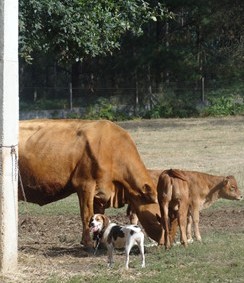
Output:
[{"left": 2, "top": 116, "right": 244, "bottom": 283}]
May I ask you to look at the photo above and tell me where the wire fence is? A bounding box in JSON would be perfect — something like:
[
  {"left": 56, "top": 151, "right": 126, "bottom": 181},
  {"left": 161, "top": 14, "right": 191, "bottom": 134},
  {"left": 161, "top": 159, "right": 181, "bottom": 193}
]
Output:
[{"left": 19, "top": 80, "right": 244, "bottom": 120}]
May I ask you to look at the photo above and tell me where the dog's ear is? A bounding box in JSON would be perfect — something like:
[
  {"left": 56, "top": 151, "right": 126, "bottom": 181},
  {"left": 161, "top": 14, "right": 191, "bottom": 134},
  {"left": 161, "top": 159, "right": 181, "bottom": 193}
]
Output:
[{"left": 102, "top": 214, "right": 110, "bottom": 228}]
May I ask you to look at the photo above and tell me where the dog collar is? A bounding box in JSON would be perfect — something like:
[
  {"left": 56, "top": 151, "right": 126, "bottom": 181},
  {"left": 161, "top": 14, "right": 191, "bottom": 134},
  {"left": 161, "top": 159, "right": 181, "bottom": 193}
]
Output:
[{"left": 93, "top": 231, "right": 103, "bottom": 255}]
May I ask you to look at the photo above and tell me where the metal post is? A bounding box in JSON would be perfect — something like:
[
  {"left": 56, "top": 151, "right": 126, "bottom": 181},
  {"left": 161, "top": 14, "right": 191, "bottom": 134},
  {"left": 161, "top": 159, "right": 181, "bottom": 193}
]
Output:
[
  {"left": 0, "top": 0, "right": 19, "bottom": 273},
  {"left": 201, "top": 76, "right": 205, "bottom": 103},
  {"left": 69, "top": 82, "right": 73, "bottom": 110}
]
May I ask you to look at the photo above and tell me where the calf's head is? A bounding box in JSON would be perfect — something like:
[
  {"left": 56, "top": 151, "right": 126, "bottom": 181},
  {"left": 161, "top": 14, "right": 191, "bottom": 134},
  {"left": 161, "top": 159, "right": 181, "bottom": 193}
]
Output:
[{"left": 219, "top": 176, "right": 243, "bottom": 200}]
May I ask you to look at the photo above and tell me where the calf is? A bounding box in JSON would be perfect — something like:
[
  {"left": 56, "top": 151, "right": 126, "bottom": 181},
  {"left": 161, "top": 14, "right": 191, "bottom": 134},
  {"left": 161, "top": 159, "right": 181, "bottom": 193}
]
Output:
[
  {"left": 89, "top": 214, "right": 145, "bottom": 269},
  {"left": 157, "top": 169, "right": 243, "bottom": 249}
]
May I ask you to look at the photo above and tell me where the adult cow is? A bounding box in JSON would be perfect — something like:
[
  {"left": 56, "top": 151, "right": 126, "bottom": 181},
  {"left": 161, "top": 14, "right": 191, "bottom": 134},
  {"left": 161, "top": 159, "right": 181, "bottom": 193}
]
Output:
[
  {"left": 18, "top": 119, "right": 163, "bottom": 247},
  {"left": 157, "top": 169, "right": 243, "bottom": 249}
]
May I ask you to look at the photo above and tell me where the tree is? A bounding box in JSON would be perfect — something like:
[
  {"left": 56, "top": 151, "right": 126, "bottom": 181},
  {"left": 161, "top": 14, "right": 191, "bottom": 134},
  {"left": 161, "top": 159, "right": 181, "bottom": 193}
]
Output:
[{"left": 19, "top": 0, "right": 166, "bottom": 63}]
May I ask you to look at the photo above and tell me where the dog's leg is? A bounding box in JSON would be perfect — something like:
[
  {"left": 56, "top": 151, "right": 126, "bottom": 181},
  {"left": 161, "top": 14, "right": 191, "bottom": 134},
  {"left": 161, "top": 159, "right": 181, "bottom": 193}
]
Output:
[
  {"left": 107, "top": 244, "right": 114, "bottom": 268},
  {"left": 125, "top": 240, "right": 133, "bottom": 269},
  {"left": 137, "top": 235, "right": 145, "bottom": 268}
]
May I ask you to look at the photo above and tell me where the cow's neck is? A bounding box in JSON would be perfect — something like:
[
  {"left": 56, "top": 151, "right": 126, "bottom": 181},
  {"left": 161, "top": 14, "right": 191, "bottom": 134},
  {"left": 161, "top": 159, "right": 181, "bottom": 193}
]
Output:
[{"left": 203, "top": 175, "right": 224, "bottom": 208}]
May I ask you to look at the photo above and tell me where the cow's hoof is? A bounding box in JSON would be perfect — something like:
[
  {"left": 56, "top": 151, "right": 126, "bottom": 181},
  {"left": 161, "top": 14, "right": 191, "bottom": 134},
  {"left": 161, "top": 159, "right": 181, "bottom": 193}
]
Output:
[
  {"left": 82, "top": 246, "right": 94, "bottom": 254},
  {"left": 80, "top": 240, "right": 94, "bottom": 254}
]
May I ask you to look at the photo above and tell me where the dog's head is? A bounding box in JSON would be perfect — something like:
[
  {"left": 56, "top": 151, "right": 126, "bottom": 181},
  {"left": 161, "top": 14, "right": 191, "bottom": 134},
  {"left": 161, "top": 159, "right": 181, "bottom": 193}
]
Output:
[{"left": 89, "top": 214, "right": 110, "bottom": 234}]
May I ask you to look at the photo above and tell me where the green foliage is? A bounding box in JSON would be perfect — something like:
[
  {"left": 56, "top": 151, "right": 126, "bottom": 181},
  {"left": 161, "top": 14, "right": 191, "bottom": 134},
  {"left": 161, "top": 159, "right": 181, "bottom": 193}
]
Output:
[
  {"left": 203, "top": 96, "right": 236, "bottom": 116},
  {"left": 203, "top": 96, "right": 244, "bottom": 117},
  {"left": 83, "top": 98, "right": 113, "bottom": 120},
  {"left": 83, "top": 98, "right": 127, "bottom": 121},
  {"left": 202, "top": 84, "right": 244, "bottom": 116},
  {"left": 19, "top": 0, "right": 244, "bottom": 118},
  {"left": 143, "top": 90, "right": 199, "bottom": 119},
  {"left": 19, "top": 0, "right": 168, "bottom": 62},
  {"left": 20, "top": 98, "right": 69, "bottom": 111}
]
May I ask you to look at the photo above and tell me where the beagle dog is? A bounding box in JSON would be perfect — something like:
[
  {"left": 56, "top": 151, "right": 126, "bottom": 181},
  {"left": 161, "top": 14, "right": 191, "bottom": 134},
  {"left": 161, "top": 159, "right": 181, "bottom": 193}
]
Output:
[{"left": 89, "top": 214, "right": 145, "bottom": 269}]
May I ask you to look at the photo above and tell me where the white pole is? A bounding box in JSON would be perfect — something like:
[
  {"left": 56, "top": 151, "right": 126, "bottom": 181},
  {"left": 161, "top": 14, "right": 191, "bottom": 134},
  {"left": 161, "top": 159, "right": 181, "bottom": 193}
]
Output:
[{"left": 0, "top": 0, "right": 19, "bottom": 273}]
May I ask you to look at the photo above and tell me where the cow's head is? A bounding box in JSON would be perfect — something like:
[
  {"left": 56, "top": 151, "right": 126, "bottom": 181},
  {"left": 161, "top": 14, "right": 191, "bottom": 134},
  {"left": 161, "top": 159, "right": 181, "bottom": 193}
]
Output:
[
  {"left": 128, "top": 199, "right": 164, "bottom": 245},
  {"left": 122, "top": 179, "right": 158, "bottom": 205},
  {"left": 220, "top": 176, "right": 243, "bottom": 200},
  {"left": 140, "top": 183, "right": 158, "bottom": 204}
]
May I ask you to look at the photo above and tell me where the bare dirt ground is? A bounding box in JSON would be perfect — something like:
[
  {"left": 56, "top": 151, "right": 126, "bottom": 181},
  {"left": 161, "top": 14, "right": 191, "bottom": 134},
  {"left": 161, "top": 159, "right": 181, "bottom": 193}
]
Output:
[
  {"left": 2, "top": 116, "right": 244, "bottom": 282},
  {"left": 16, "top": 207, "right": 244, "bottom": 282}
]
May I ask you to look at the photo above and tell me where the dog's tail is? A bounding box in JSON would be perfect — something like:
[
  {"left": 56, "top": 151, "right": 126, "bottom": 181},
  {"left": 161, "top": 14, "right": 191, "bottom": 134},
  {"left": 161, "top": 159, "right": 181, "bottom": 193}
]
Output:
[{"left": 123, "top": 225, "right": 142, "bottom": 234}]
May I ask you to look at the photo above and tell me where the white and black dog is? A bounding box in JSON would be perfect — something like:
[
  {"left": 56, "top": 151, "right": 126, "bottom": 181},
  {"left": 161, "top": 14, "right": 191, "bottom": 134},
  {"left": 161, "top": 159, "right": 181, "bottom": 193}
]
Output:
[{"left": 89, "top": 214, "right": 145, "bottom": 269}]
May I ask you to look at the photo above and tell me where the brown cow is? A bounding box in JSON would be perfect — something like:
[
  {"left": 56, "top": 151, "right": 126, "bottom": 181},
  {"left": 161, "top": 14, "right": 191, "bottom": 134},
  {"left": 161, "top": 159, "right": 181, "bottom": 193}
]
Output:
[
  {"left": 157, "top": 169, "right": 243, "bottom": 249},
  {"left": 18, "top": 119, "right": 163, "bottom": 247}
]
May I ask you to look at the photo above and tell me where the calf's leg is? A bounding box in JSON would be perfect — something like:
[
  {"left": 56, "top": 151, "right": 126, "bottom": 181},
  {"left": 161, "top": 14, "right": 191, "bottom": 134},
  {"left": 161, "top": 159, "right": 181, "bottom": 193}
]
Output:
[
  {"left": 178, "top": 201, "right": 189, "bottom": 247},
  {"left": 186, "top": 213, "right": 193, "bottom": 243},
  {"left": 191, "top": 203, "right": 202, "bottom": 241}
]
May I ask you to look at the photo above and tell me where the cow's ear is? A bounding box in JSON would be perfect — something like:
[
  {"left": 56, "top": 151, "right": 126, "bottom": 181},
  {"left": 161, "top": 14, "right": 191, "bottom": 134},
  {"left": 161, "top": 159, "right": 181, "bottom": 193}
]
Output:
[
  {"left": 143, "top": 183, "right": 151, "bottom": 193},
  {"left": 156, "top": 214, "right": 162, "bottom": 223}
]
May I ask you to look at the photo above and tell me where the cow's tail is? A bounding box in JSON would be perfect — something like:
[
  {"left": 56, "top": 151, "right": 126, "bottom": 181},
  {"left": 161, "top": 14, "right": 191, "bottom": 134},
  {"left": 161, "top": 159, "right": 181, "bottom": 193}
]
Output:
[{"left": 161, "top": 169, "right": 188, "bottom": 182}]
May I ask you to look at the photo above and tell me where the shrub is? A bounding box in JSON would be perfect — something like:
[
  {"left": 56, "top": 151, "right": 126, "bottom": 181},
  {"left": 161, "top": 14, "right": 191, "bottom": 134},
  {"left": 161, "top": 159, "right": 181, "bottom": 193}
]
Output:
[
  {"left": 144, "top": 98, "right": 198, "bottom": 119},
  {"left": 203, "top": 96, "right": 236, "bottom": 116},
  {"left": 83, "top": 98, "right": 117, "bottom": 120}
]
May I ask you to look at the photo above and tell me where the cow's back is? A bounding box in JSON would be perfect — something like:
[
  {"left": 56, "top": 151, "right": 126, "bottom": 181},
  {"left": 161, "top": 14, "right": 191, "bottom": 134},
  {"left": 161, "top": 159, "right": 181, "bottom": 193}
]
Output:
[{"left": 19, "top": 119, "right": 156, "bottom": 204}]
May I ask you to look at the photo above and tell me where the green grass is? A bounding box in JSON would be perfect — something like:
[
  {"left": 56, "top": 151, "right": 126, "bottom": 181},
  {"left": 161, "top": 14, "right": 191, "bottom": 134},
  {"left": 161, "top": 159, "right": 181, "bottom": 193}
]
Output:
[
  {"left": 19, "top": 194, "right": 80, "bottom": 216},
  {"left": 19, "top": 194, "right": 128, "bottom": 218},
  {"left": 21, "top": 197, "right": 243, "bottom": 283},
  {"left": 45, "top": 228, "right": 244, "bottom": 283},
  {"left": 204, "top": 198, "right": 244, "bottom": 211},
  {"left": 19, "top": 196, "right": 243, "bottom": 217}
]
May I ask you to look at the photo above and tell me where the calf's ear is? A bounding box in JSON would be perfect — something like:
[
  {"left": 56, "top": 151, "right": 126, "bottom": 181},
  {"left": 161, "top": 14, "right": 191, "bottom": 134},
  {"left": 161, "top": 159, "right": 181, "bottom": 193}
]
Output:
[{"left": 223, "top": 177, "right": 229, "bottom": 185}]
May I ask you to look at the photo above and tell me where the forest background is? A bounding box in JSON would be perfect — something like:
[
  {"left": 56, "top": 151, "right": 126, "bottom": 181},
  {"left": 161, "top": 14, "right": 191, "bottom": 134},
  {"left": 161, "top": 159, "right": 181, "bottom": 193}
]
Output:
[{"left": 19, "top": 0, "right": 244, "bottom": 120}]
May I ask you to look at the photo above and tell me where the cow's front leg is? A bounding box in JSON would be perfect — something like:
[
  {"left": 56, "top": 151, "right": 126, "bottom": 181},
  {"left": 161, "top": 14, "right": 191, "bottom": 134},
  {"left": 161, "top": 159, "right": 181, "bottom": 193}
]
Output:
[
  {"left": 126, "top": 204, "right": 138, "bottom": 225},
  {"left": 77, "top": 181, "right": 96, "bottom": 248}
]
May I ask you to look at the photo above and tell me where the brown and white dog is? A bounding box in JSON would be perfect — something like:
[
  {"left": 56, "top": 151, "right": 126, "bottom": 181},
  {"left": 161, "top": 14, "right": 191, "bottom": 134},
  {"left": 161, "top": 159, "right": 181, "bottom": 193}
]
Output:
[{"left": 89, "top": 214, "right": 145, "bottom": 269}]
